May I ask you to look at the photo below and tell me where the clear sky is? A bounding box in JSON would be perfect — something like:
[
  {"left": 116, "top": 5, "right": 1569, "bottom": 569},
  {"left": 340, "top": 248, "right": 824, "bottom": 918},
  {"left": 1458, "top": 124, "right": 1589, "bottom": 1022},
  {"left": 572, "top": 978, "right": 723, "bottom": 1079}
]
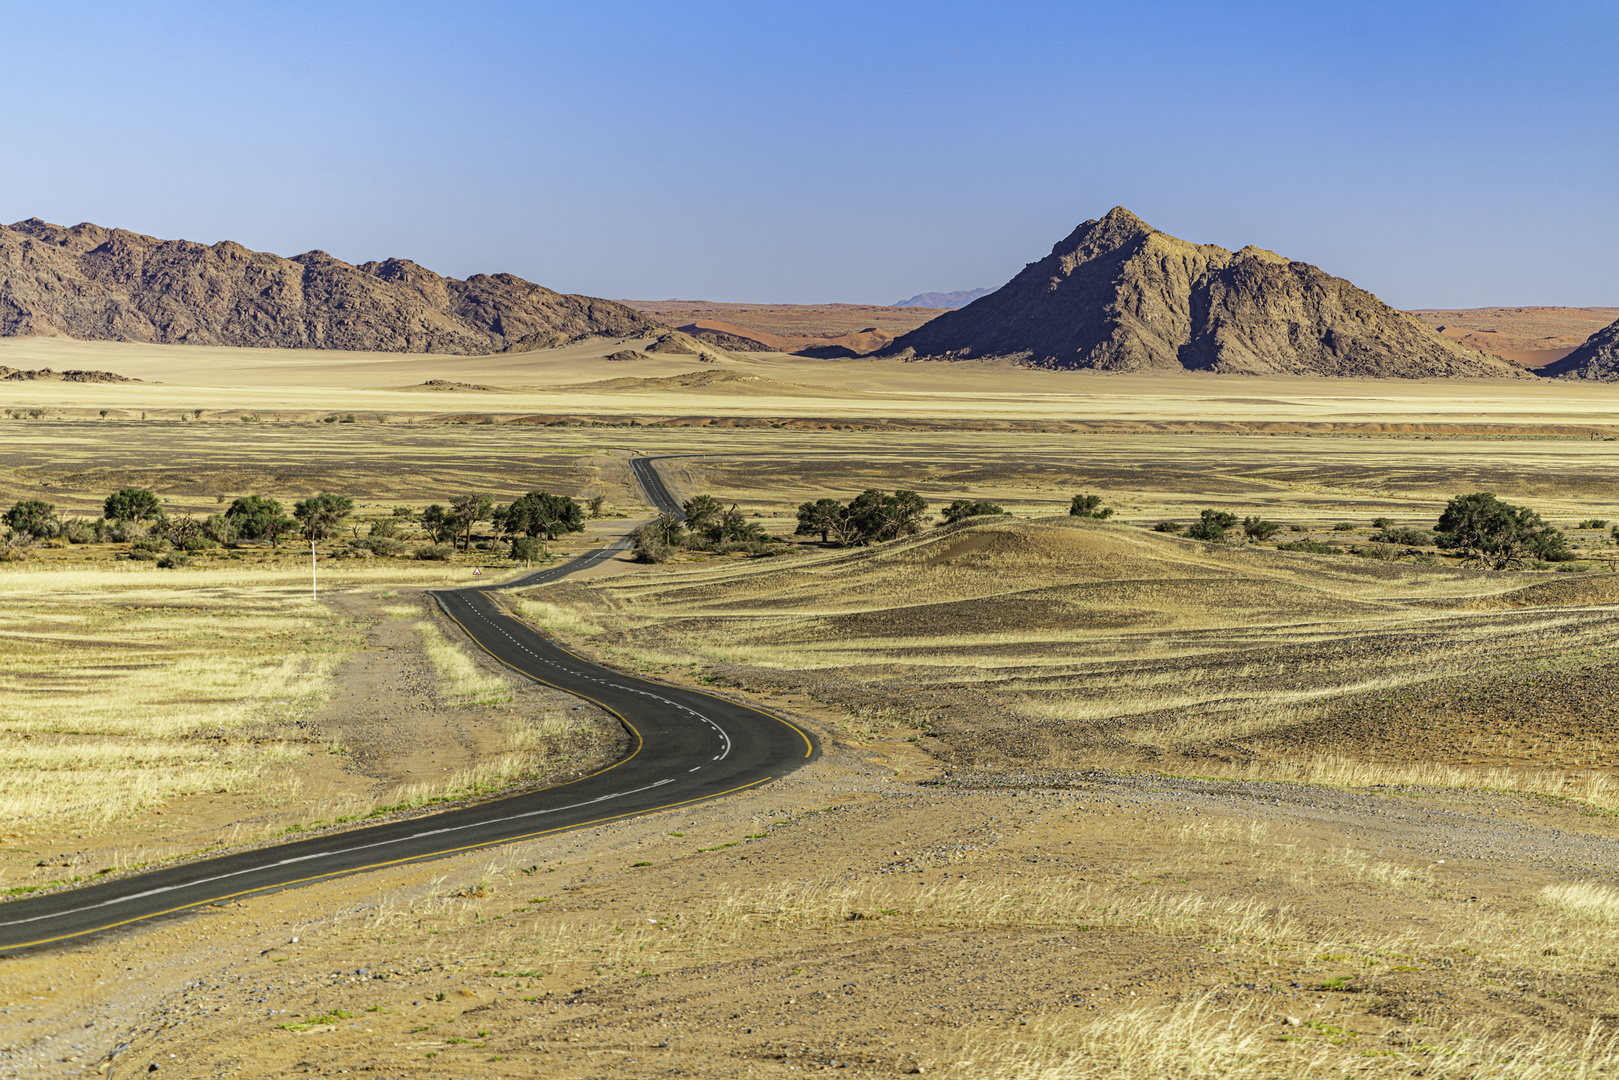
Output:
[{"left": 4, "top": 1, "right": 1615, "bottom": 307}]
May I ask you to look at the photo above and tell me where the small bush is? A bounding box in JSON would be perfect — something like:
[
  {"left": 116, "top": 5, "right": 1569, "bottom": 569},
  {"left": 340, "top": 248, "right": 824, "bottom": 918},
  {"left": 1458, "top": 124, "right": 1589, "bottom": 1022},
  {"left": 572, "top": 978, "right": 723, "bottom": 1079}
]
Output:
[
  {"left": 1276, "top": 539, "right": 1342, "bottom": 555},
  {"left": 1242, "top": 516, "right": 1282, "bottom": 541},
  {"left": 1068, "top": 494, "right": 1114, "bottom": 519},
  {"left": 130, "top": 537, "right": 170, "bottom": 555},
  {"left": 156, "top": 553, "right": 191, "bottom": 568},
  {"left": 357, "top": 536, "right": 406, "bottom": 556},
  {"left": 414, "top": 543, "right": 455, "bottom": 561},
  {"left": 60, "top": 518, "right": 98, "bottom": 544},
  {"left": 1576, "top": 519, "right": 1608, "bottom": 529},
  {"left": 1332, "top": 522, "right": 1357, "bottom": 531},
  {"left": 1152, "top": 521, "right": 1182, "bottom": 533},
  {"left": 1186, "top": 509, "right": 1238, "bottom": 542}
]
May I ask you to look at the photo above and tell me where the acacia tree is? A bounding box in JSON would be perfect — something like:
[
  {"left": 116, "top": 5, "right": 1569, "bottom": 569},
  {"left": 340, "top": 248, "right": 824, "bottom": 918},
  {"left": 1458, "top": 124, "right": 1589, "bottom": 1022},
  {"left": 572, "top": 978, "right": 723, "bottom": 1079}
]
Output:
[
  {"left": 1069, "top": 494, "right": 1114, "bottom": 519},
  {"left": 293, "top": 492, "right": 354, "bottom": 541},
  {"left": 422, "top": 504, "right": 457, "bottom": 544},
  {"left": 847, "top": 489, "right": 927, "bottom": 543},
  {"left": 795, "top": 498, "right": 845, "bottom": 543},
  {"left": 504, "top": 491, "right": 584, "bottom": 541},
  {"left": 1437, "top": 492, "right": 1570, "bottom": 568},
  {"left": 225, "top": 495, "right": 297, "bottom": 548},
  {"left": 104, "top": 488, "right": 161, "bottom": 522},
  {"left": 450, "top": 493, "right": 495, "bottom": 552},
  {"left": 682, "top": 494, "right": 724, "bottom": 531}
]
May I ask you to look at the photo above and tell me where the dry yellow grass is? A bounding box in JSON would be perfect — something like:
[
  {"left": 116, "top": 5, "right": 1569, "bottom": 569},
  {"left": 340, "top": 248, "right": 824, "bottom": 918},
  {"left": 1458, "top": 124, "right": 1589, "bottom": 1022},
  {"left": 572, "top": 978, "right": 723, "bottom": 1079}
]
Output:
[{"left": 0, "top": 564, "right": 469, "bottom": 826}]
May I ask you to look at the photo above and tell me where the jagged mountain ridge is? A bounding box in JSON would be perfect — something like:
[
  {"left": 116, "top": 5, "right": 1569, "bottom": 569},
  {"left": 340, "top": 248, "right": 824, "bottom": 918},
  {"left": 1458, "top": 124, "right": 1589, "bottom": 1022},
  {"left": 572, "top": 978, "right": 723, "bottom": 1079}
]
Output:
[
  {"left": 893, "top": 288, "right": 994, "bottom": 309},
  {"left": 1537, "top": 317, "right": 1619, "bottom": 381},
  {"left": 886, "top": 208, "right": 1531, "bottom": 379},
  {"left": 0, "top": 219, "right": 661, "bottom": 354}
]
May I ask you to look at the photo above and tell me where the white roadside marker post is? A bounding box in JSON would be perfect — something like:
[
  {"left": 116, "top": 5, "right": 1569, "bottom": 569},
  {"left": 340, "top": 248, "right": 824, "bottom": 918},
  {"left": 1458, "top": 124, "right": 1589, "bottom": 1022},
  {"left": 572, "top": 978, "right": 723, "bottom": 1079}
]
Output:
[{"left": 311, "top": 540, "right": 318, "bottom": 602}]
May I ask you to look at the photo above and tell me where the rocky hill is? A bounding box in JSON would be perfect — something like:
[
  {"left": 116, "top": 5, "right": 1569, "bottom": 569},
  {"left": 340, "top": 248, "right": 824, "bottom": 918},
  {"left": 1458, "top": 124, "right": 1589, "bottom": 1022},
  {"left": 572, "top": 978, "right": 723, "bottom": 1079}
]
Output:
[
  {"left": 885, "top": 208, "right": 1530, "bottom": 379},
  {"left": 1536, "top": 316, "right": 1619, "bottom": 381},
  {"left": 0, "top": 219, "right": 661, "bottom": 354}
]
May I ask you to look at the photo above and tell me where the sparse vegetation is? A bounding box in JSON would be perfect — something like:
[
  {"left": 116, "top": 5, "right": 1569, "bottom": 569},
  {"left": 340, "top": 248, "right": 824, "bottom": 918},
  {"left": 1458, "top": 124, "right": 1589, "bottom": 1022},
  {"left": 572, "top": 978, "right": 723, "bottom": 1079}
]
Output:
[{"left": 1068, "top": 494, "right": 1113, "bottom": 519}]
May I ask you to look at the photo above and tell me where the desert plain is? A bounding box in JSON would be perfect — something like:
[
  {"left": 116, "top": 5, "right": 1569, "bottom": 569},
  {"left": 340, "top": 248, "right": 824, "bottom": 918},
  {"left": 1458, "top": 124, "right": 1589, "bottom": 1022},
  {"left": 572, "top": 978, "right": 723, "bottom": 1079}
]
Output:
[{"left": 4, "top": 335, "right": 1619, "bottom": 1078}]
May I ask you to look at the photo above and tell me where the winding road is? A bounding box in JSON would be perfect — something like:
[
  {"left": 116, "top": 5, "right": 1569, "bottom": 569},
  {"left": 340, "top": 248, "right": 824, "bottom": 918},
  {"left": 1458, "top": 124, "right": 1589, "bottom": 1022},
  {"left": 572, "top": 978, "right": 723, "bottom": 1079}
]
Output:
[{"left": 0, "top": 456, "right": 817, "bottom": 953}]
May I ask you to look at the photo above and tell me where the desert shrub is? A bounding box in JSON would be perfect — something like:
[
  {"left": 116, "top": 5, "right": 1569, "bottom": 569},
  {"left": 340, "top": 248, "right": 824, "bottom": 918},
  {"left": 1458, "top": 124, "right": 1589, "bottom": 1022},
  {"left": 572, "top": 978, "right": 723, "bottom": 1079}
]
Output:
[
  {"left": 60, "top": 518, "right": 98, "bottom": 544},
  {"left": 106, "top": 519, "right": 143, "bottom": 543},
  {"left": 1288, "top": 523, "right": 1308, "bottom": 532},
  {"left": 357, "top": 536, "right": 406, "bottom": 556},
  {"left": 414, "top": 543, "right": 455, "bottom": 561},
  {"left": 1241, "top": 516, "right": 1281, "bottom": 541},
  {"left": 1332, "top": 521, "right": 1357, "bottom": 531},
  {"left": 1576, "top": 518, "right": 1608, "bottom": 529},
  {"left": 942, "top": 499, "right": 1008, "bottom": 524},
  {"left": 1185, "top": 510, "right": 1238, "bottom": 542},
  {"left": 155, "top": 553, "right": 191, "bottom": 569},
  {"left": 4, "top": 499, "right": 56, "bottom": 539},
  {"left": 1371, "top": 525, "right": 1434, "bottom": 546},
  {"left": 368, "top": 517, "right": 403, "bottom": 540},
  {"left": 631, "top": 523, "right": 674, "bottom": 563},
  {"left": 1276, "top": 539, "right": 1342, "bottom": 555},
  {"left": 0, "top": 534, "right": 36, "bottom": 561},
  {"left": 587, "top": 494, "right": 608, "bottom": 518},
  {"left": 1069, "top": 494, "right": 1114, "bottom": 519},
  {"left": 182, "top": 535, "right": 220, "bottom": 552},
  {"left": 130, "top": 536, "right": 170, "bottom": 554},
  {"left": 1152, "top": 521, "right": 1182, "bottom": 533}
]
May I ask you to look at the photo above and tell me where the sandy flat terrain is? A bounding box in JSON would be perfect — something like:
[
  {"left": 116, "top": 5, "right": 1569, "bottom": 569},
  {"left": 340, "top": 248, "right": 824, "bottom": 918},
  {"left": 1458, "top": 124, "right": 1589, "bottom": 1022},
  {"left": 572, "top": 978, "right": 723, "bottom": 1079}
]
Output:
[{"left": 3, "top": 338, "right": 1619, "bottom": 434}]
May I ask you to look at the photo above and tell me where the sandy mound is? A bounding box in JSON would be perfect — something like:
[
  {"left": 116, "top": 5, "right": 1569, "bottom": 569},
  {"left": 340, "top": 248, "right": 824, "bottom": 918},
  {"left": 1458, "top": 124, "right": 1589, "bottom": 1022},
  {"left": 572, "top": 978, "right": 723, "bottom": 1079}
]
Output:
[
  {"left": 567, "top": 369, "right": 868, "bottom": 397},
  {"left": 401, "top": 378, "right": 499, "bottom": 392},
  {"left": 1420, "top": 574, "right": 1619, "bottom": 610},
  {"left": 616, "top": 518, "right": 1400, "bottom": 637}
]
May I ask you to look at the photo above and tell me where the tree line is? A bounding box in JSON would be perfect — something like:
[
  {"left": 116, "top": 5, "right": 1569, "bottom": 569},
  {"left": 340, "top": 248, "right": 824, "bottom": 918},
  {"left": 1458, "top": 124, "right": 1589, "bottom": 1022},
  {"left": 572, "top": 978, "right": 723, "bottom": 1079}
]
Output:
[{"left": 1, "top": 486, "right": 609, "bottom": 564}]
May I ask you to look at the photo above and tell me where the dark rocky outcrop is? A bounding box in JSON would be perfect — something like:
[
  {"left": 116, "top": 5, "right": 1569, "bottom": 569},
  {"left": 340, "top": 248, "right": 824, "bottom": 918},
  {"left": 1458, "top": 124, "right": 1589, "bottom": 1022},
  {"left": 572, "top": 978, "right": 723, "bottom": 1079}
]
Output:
[
  {"left": 1538, "top": 317, "right": 1619, "bottom": 381},
  {"left": 886, "top": 208, "right": 1530, "bottom": 379},
  {"left": 0, "top": 219, "right": 661, "bottom": 354}
]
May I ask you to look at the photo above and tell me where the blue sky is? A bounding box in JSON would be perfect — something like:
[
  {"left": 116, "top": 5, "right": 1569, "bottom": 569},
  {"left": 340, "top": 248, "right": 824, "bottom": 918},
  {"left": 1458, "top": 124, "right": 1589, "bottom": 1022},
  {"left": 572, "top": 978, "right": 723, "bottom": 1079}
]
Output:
[{"left": 4, "top": 1, "right": 1615, "bottom": 307}]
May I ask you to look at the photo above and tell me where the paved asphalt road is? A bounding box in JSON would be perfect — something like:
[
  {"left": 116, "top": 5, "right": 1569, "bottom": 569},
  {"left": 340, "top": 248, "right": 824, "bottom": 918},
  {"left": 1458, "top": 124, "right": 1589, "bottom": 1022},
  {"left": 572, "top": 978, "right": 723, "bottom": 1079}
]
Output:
[{"left": 0, "top": 457, "right": 818, "bottom": 953}]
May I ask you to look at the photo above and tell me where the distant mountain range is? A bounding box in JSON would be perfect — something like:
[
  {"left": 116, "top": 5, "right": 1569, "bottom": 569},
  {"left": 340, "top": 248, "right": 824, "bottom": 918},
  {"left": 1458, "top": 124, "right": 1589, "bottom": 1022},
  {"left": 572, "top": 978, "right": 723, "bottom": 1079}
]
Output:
[
  {"left": 0, "top": 219, "right": 659, "bottom": 353},
  {"left": 885, "top": 208, "right": 1533, "bottom": 379},
  {"left": 893, "top": 288, "right": 994, "bottom": 309}
]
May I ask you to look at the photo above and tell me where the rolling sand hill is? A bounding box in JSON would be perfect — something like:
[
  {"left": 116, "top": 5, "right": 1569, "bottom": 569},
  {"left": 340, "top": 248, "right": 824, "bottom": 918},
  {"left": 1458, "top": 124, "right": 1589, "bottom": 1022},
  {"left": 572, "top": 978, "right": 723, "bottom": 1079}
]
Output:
[
  {"left": 885, "top": 207, "right": 1531, "bottom": 379},
  {"left": 0, "top": 218, "right": 661, "bottom": 354},
  {"left": 1410, "top": 306, "right": 1619, "bottom": 367}
]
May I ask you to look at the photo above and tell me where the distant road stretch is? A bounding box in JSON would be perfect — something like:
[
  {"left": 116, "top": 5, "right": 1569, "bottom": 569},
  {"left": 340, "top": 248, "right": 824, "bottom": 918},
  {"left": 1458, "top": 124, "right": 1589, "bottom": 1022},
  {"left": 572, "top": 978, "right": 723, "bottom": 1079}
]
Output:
[{"left": 0, "top": 456, "right": 817, "bottom": 953}]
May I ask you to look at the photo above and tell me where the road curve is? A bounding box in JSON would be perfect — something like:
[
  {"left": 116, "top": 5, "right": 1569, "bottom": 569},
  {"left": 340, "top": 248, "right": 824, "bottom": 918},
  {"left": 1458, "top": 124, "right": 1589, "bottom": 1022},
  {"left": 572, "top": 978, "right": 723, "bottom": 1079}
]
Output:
[{"left": 0, "top": 458, "right": 818, "bottom": 953}]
